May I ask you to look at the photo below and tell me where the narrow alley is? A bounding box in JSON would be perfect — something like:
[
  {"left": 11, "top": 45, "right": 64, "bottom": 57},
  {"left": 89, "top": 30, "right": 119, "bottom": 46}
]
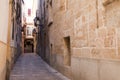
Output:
[
  {"left": 10, "top": 53, "right": 69, "bottom": 80},
  {"left": 2, "top": 0, "right": 120, "bottom": 80}
]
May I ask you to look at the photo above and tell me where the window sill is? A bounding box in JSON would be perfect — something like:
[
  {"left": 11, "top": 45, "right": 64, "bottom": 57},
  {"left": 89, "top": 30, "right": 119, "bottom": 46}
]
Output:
[{"left": 103, "top": 0, "right": 116, "bottom": 6}]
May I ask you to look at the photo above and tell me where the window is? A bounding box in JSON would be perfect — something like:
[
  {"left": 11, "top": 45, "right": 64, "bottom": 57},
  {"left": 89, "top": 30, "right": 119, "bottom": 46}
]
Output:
[
  {"left": 28, "top": 9, "right": 31, "bottom": 16},
  {"left": 50, "top": 0, "right": 52, "bottom": 7},
  {"left": 26, "top": 27, "right": 34, "bottom": 37},
  {"left": 64, "top": 36, "right": 71, "bottom": 66},
  {"left": 50, "top": 43, "right": 53, "bottom": 54},
  {"left": 12, "top": 19, "right": 15, "bottom": 40}
]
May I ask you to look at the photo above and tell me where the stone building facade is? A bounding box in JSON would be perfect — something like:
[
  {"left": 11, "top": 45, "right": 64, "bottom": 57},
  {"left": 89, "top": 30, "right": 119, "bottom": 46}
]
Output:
[
  {"left": 0, "top": 0, "right": 23, "bottom": 80},
  {"left": 36, "top": 0, "right": 120, "bottom": 80},
  {"left": 22, "top": 0, "right": 38, "bottom": 53}
]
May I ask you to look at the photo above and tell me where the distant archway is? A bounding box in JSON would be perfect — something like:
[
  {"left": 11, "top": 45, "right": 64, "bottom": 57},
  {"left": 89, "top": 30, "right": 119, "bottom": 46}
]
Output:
[{"left": 24, "top": 39, "right": 34, "bottom": 53}]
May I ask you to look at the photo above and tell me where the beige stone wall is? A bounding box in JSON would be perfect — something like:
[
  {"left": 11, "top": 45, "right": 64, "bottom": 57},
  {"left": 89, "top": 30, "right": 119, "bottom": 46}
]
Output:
[
  {"left": 0, "top": 42, "right": 7, "bottom": 80},
  {"left": 49, "top": 0, "right": 120, "bottom": 62},
  {"left": 47, "top": 0, "right": 120, "bottom": 79},
  {"left": 0, "top": 0, "right": 9, "bottom": 80},
  {"left": 0, "top": 0, "right": 9, "bottom": 43}
]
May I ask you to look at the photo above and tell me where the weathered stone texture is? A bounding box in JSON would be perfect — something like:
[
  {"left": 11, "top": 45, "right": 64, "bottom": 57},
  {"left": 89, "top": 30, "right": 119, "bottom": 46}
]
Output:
[
  {"left": 0, "top": 42, "right": 7, "bottom": 80},
  {"left": 42, "top": 0, "right": 120, "bottom": 80},
  {"left": 48, "top": 0, "right": 120, "bottom": 60}
]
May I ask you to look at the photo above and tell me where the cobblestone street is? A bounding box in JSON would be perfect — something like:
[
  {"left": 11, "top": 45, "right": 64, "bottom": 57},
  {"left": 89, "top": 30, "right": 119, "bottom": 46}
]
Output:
[{"left": 10, "top": 53, "right": 70, "bottom": 80}]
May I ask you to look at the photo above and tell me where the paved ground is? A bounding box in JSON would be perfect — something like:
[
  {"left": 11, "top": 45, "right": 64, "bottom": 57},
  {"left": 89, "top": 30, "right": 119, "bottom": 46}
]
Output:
[{"left": 10, "top": 53, "right": 70, "bottom": 80}]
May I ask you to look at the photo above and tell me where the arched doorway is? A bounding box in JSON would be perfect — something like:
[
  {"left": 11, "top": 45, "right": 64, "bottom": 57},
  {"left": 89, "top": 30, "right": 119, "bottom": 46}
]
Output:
[{"left": 24, "top": 39, "right": 34, "bottom": 53}]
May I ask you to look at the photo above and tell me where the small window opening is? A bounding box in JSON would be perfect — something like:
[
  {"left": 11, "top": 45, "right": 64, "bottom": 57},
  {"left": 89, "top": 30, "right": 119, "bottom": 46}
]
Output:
[
  {"left": 50, "top": 0, "right": 52, "bottom": 7},
  {"left": 12, "top": 19, "right": 15, "bottom": 40},
  {"left": 64, "top": 36, "right": 71, "bottom": 66}
]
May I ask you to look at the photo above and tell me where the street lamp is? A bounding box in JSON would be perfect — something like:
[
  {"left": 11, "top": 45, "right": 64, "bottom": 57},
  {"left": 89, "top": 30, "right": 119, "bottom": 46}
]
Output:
[
  {"left": 34, "top": 17, "right": 40, "bottom": 27},
  {"left": 33, "top": 10, "right": 42, "bottom": 34},
  {"left": 36, "top": 19, "right": 40, "bottom": 26},
  {"left": 33, "top": 17, "right": 40, "bottom": 35}
]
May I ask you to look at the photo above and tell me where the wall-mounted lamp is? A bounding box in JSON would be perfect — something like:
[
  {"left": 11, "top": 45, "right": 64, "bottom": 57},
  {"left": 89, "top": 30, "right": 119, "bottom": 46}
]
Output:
[{"left": 34, "top": 17, "right": 40, "bottom": 27}]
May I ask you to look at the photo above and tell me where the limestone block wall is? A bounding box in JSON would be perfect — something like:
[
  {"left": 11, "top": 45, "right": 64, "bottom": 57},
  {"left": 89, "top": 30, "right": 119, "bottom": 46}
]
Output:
[
  {"left": 47, "top": 0, "right": 120, "bottom": 80},
  {"left": 0, "top": 42, "right": 7, "bottom": 80}
]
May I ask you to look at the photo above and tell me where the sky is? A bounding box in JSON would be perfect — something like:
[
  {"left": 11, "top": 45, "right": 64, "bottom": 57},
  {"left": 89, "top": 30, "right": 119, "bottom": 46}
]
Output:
[{"left": 24, "top": 0, "right": 33, "bottom": 9}]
